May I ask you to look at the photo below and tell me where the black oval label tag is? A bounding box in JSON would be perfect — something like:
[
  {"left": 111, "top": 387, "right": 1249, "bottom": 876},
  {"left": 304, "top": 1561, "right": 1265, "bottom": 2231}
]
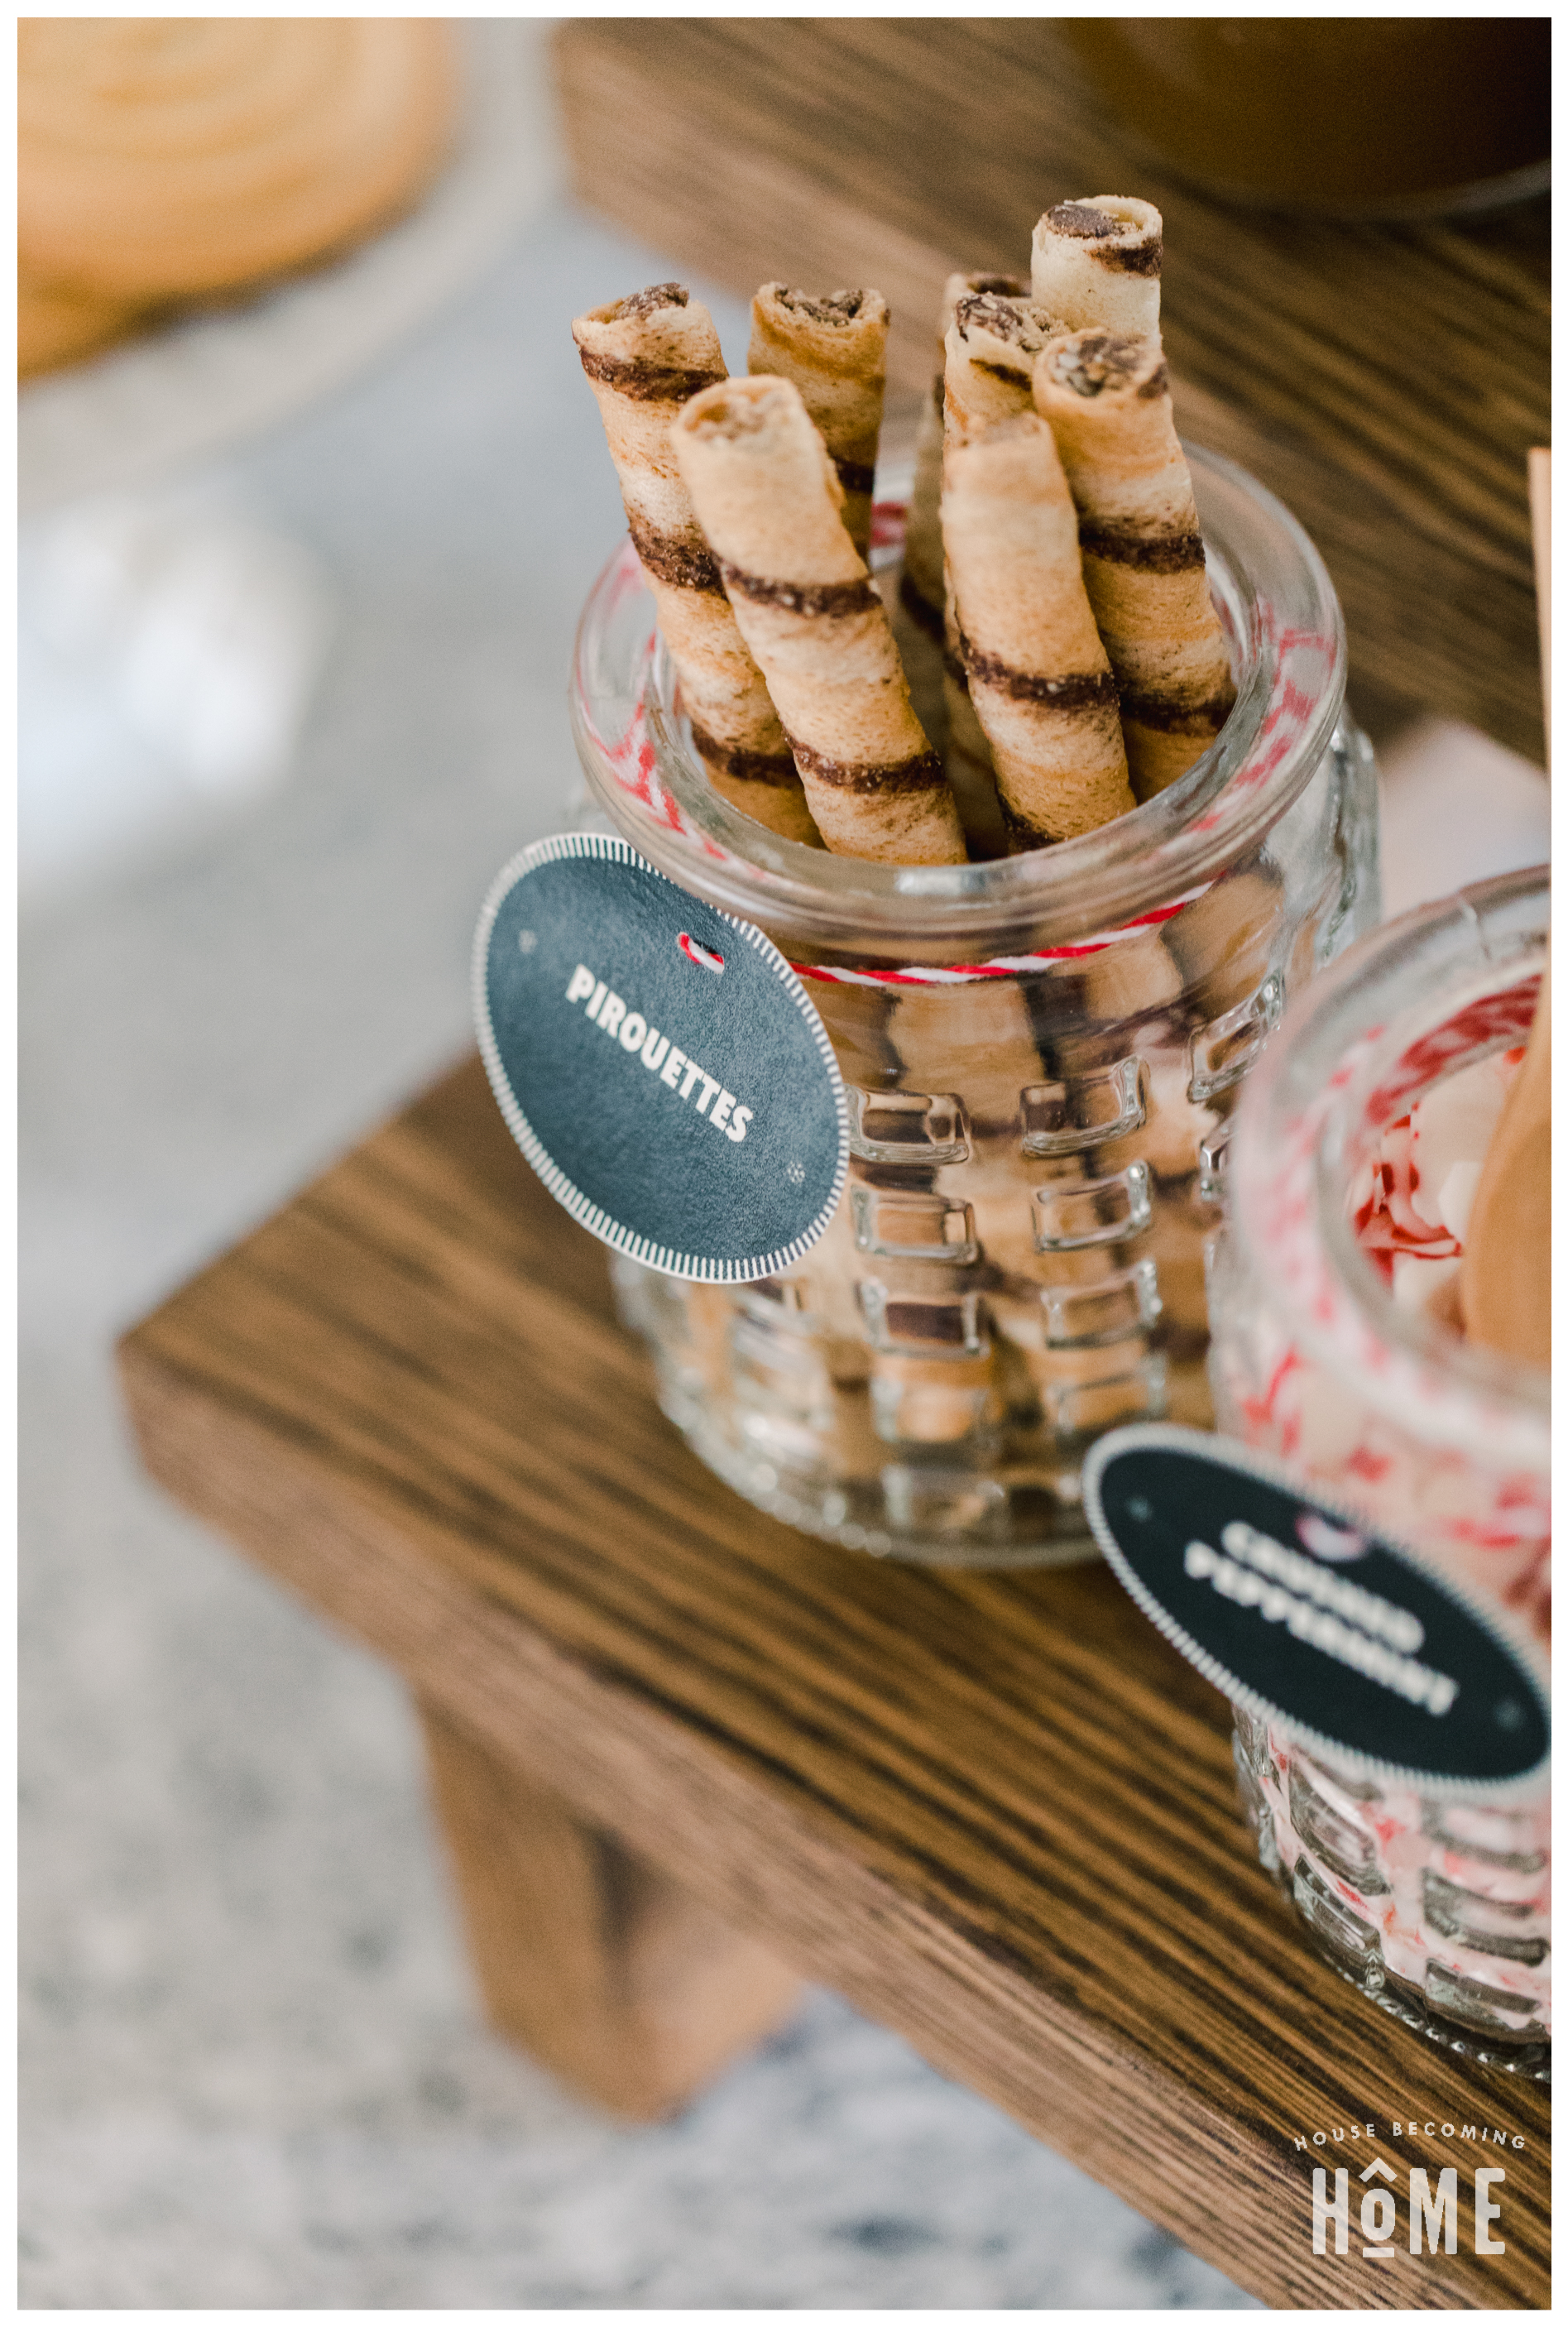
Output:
[
  {"left": 1081, "top": 1425, "right": 1548, "bottom": 1797},
  {"left": 474, "top": 832, "right": 848, "bottom": 1283}
]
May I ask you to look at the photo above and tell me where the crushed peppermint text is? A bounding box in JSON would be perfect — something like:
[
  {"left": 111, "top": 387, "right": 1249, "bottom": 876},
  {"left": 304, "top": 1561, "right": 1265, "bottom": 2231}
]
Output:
[{"left": 1184, "top": 1521, "right": 1460, "bottom": 1715}]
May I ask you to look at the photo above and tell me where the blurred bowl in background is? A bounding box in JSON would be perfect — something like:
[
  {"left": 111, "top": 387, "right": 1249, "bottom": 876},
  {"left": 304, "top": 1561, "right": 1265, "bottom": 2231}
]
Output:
[
  {"left": 1062, "top": 18, "right": 1550, "bottom": 218},
  {"left": 19, "top": 18, "right": 458, "bottom": 329},
  {"left": 19, "top": 19, "right": 557, "bottom": 516}
]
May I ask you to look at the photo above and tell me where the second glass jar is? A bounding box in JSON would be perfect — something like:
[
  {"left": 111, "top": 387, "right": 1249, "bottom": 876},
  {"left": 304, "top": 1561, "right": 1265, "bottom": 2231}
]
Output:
[{"left": 1210, "top": 870, "right": 1550, "bottom": 2073}]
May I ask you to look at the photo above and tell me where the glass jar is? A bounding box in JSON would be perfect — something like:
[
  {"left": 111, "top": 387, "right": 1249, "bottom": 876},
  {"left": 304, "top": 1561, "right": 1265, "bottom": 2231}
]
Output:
[
  {"left": 1210, "top": 869, "right": 1550, "bottom": 2074},
  {"left": 570, "top": 445, "right": 1379, "bottom": 1567}
]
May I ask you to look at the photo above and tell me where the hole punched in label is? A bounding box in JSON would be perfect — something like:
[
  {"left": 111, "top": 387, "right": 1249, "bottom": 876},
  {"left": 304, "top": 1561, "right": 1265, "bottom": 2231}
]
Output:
[
  {"left": 1187, "top": 973, "right": 1284, "bottom": 1104},
  {"left": 676, "top": 931, "right": 726, "bottom": 974},
  {"left": 1032, "top": 1160, "right": 1153, "bottom": 1251},
  {"left": 849, "top": 1087, "right": 970, "bottom": 1165},
  {"left": 1020, "top": 1058, "right": 1148, "bottom": 1157}
]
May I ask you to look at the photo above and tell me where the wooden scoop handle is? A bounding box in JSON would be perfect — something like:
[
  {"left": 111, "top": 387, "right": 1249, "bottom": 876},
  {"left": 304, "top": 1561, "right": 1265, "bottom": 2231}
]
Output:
[
  {"left": 1529, "top": 446, "right": 1550, "bottom": 736},
  {"left": 1458, "top": 970, "right": 1549, "bottom": 1367},
  {"left": 1457, "top": 450, "right": 1550, "bottom": 1368}
]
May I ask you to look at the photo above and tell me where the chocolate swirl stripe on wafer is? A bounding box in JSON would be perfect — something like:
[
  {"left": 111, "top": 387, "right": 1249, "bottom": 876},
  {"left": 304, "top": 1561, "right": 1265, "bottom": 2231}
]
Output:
[
  {"left": 749, "top": 284, "right": 889, "bottom": 559},
  {"left": 791, "top": 739, "right": 949, "bottom": 795},
  {"left": 573, "top": 283, "right": 822, "bottom": 847},
  {"left": 1034, "top": 327, "right": 1235, "bottom": 801},
  {"left": 942, "top": 409, "right": 1134, "bottom": 847},
  {"left": 575, "top": 348, "right": 733, "bottom": 405},
  {"left": 675, "top": 375, "right": 967, "bottom": 866},
  {"left": 1031, "top": 198, "right": 1163, "bottom": 338}
]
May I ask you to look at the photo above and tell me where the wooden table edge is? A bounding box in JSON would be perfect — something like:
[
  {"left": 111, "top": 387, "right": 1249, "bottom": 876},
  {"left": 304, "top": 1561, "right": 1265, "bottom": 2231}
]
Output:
[{"left": 117, "top": 1318, "right": 1541, "bottom": 2310}]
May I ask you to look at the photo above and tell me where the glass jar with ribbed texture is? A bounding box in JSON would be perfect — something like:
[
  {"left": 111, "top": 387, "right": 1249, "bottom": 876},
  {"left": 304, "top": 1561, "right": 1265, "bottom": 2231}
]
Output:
[
  {"left": 1210, "top": 869, "right": 1548, "bottom": 2075},
  {"left": 571, "top": 446, "right": 1379, "bottom": 1567}
]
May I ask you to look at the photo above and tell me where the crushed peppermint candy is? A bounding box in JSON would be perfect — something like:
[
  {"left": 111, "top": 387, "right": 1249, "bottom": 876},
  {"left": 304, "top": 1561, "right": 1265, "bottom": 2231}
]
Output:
[{"left": 1350, "top": 1047, "right": 1524, "bottom": 1320}]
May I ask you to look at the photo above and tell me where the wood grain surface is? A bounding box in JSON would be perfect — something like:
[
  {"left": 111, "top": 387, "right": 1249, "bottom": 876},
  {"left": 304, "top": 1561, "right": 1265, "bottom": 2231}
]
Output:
[
  {"left": 553, "top": 17, "right": 1549, "bottom": 764},
  {"left": 118, "top": 1056, "right": 1549, "bottom": 2309}
]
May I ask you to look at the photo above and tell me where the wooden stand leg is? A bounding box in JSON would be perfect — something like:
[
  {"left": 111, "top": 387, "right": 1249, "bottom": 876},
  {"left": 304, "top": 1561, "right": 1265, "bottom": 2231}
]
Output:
[{"left": 418, "top": 1699, "right": 803, "bottom": 2118}]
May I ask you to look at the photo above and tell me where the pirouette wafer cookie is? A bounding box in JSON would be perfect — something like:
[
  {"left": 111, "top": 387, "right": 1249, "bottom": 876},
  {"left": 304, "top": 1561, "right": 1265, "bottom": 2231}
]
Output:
[
  {"left": 897, "top": 274, "right": 1024, "bottom": 848},
  {"left": 749, "top": 285, "right": 889, "bottom": 559},
  {"left": 942, "top": 410, "right": 1134, "bottom": 846},
  {"left": 19, "top": 17, "right": 457, "bottom": 300},
  {"left": 1035, "top": 328, "right": 1235, "bottom": 799},
  {"left": 902, "top": 270, "right": 1028, "bottom": 637},
  {"left": 1030, "top": 198, "right": 1163, "bottom": 338},
  {"left": 573, "top": 285, "right": 822, "bottom": 846},
  {"left": 938, "top": 293, "right": 1062, "bottom": 849},
  {"left": 674, "top": 375, "right": 967, "bottom": 865}
]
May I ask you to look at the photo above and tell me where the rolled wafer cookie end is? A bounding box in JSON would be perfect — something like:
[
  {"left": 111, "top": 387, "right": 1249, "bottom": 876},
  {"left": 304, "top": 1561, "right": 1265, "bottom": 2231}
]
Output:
[
  {"left": 676, "top": 375, "right": 967, "bottom": 866},
  {"left": 572, "top": 281, "right": 728, "bottom": 405},
  {"left": 581, "top": 281, "right": 687, "bottom": 319},
  {"left": 749, "top": 283, "right": 889, "bottom": 558},
  {"left": 1035, "top": 325, "right": 1235, "bottom": 802},
  {"left": 943, "top": 294, "right": 1062, "bottom": 447},
  {"left": 945, "top": 270, "right": 1032, "bottom": 310},
  {"left": 952, "top": 290, "right": 1062, "bottom": 362},
  {"left": 1031, "top": 197, "right": 1163, "bottom": 337}
]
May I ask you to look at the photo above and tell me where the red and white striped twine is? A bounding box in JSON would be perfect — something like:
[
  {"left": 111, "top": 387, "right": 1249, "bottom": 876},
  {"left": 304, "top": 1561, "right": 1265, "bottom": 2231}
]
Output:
[{"left": 787, "top": 888, "right": 1214, "bottom": 988}]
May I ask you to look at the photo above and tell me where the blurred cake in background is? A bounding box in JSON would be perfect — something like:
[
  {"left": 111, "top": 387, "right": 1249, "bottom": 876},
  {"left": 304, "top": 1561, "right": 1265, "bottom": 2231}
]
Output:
[{"left": 18, "top": 17, "right": 458, "bottom": 378}]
